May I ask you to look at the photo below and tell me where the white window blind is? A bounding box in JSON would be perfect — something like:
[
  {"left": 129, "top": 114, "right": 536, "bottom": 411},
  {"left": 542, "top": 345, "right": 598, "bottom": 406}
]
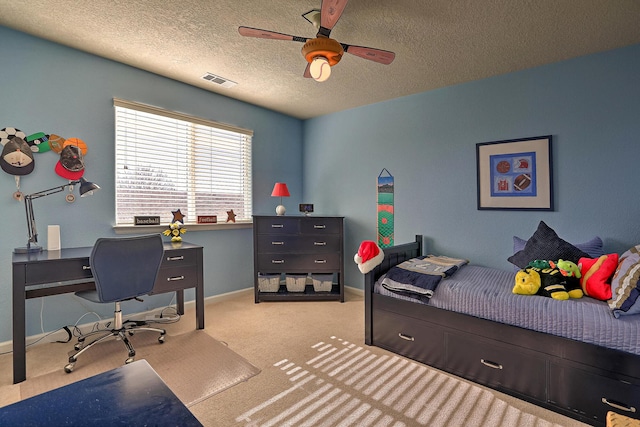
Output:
[{"left": 114, "top": 99, "right": 253, "bottom": 225}]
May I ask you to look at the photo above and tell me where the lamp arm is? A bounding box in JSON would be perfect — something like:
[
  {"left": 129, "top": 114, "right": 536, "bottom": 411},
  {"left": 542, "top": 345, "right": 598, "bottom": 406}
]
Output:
[{"left": 22, "top": 180, "right": 79, "bottom": 248}]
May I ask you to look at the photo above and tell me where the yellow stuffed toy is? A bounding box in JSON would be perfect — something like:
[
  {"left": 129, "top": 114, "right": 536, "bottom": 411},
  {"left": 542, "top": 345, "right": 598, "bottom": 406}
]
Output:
[{"left": 513, "top": 266, "right": 571, "bottom": 300}]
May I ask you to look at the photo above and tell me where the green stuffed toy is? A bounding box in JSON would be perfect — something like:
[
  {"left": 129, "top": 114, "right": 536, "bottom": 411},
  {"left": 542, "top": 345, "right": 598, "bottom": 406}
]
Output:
[
  {"left": 549, "top": 259, "right": 583, "bottom": 299},
  {"left": 513, "top": 266, "right": 572, "bottom": 300},
  {"left": 527, "top": 259, "right": 551, "bottom": 269}
]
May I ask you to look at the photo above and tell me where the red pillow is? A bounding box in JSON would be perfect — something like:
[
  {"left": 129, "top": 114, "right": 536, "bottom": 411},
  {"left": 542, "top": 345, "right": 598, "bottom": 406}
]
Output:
[{"left": 578, "top": 254, "right": 619, "bottom": 300}]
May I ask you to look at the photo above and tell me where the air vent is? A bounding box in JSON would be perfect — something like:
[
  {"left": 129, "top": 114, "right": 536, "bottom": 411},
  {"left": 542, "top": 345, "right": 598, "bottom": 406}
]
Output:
[{"left": 201, "top": 72, "right": 237, "bottom": 88}]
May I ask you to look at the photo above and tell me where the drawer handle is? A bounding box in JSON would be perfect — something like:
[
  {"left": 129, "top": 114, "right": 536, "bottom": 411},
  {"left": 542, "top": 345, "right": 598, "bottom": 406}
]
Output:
[
  {"left": 398, "top": 333, "right": 415, "bottom": 341},
  {"left": 314, "top": 241, "right": 327, "bottom": 246},
  {"left": 271, "top": 224, "right": 284, "bottom": 228},
  {"left": 480, "top": 359, "right": 503, "bottom": 370},
  {"left": 602, "top": 398, "right": 636, "bottom": 413},
  {"left": 167, "top": 275, "right": 185, "bottom": 282},
  {"left": 271, "top": 241, "right": 284, "bottom": 245},
  {"left": 83, "top": 265, "right": 91, "bottom": 270},
  {"left": 313, "top": 225, "right": 326, "bottom": 229},
  {"left": 167, "top": 256, "right": 184, "bottom": 261},
  {"left": 271, "top": 260, "right": 285, "bottom": 264},
  {"left": 314, "top": 260, "right": 327, "bottom": 264}
]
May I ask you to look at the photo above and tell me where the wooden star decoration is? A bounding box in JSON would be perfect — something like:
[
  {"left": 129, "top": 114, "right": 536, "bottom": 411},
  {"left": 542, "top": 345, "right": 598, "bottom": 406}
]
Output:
[
  {"left": 226, "top": 209, "right": 236, "bottom": 223},
  {"left": 171, "top": 209, "right": 185, "bottom": 223}
]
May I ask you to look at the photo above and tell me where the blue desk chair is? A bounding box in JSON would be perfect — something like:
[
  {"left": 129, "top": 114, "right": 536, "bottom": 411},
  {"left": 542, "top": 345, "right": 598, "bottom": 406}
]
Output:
[{"left": 64, "top": 234, "right": 166, "bottom": 373}]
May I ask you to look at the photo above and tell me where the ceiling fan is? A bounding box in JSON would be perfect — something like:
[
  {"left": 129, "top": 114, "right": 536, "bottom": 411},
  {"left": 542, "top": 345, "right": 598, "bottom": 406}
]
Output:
[{"left": 238, "top": 0, "right": 395, "bottom": 82}]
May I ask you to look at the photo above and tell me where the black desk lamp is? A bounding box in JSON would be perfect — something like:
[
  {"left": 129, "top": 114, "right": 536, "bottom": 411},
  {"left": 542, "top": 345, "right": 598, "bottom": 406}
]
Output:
[{"left": 14, "top": 177, "right": 100, "bottom": 254}]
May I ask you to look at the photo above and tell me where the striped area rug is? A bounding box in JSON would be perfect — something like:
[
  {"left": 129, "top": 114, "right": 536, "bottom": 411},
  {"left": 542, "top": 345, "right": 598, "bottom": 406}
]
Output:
[{"left": 235, "top": 336, "right": 564, "bottom": 427}]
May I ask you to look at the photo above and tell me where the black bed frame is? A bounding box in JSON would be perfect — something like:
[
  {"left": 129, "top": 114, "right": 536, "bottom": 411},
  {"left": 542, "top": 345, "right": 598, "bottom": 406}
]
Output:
[{"left": 364, "top": 235, "right": 640, "bottom": 426}]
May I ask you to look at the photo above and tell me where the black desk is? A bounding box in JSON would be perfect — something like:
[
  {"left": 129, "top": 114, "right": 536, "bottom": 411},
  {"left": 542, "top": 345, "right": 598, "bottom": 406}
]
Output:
[
  {"left": 0, "top": 359, "right": 203, "bottom": 426},
  {"left": 12, "top": 241, "right": 204, "bottom": 384}
]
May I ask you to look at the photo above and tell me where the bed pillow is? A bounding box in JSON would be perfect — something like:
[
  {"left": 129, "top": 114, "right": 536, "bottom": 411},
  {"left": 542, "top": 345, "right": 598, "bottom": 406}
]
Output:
[
  {"left": 508, "top": 221, "right": 590, "bottom": 269},
  {"left": 609, "top": 245, "right": 640, "bottom": 318},
  {"left": 513, "top": 235, "right": 604, "bottom": 258},
  {"left": 578, "top": 254, "right": 618, "bottom": 300}
]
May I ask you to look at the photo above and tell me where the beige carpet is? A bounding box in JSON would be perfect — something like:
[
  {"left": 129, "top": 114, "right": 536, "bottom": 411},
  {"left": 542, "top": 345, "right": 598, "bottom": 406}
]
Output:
[
  {"left": 0, "top": 290, "right": 589, "bottom": 426},
  {"left": 232, "top": 335, "right": 567, "bottom": 427},
  {"left": 19, "top": 329, "right": 260, "bottom": 407}
]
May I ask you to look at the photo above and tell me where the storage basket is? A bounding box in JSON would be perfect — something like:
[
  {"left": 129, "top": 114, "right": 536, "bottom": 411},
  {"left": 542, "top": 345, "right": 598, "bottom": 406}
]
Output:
[
  {"left": 311, "top": 274, "right": 334, "bottom": 292},
  {"left": 285, "top": 274, "right": 307, "bottom": 292},
  {"left": 257, "top": 273, "right": 281, "bottom": 292}
]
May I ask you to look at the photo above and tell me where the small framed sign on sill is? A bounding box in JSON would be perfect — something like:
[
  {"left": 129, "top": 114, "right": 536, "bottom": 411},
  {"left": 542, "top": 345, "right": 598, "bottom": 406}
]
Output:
[{"left": 134, "top": 216, "right": 161, "bottom": 226}]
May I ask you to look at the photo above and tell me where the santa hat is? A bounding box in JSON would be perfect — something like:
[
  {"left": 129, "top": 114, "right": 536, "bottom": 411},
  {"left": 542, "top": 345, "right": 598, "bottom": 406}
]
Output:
[{"left": 354, "top": 241, "right": 384, "bottom": 274}]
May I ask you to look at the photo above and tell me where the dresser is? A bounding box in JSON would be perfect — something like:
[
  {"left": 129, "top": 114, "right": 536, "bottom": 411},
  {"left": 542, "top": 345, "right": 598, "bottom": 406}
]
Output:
[{"left": 253, "top": 215, "right": 344, "bottom": 303}]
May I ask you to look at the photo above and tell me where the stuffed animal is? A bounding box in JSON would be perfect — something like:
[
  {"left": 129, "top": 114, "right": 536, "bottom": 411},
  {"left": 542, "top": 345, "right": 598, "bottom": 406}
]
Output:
[
  {"left": 549, "top": 259, "right": 583, "bottom": 299},
  {"left": 513, "top": 266, "right": 571, "bottom": 300},
  {"left": 527, "top": 259, "right": 551, "bottom": 269}
]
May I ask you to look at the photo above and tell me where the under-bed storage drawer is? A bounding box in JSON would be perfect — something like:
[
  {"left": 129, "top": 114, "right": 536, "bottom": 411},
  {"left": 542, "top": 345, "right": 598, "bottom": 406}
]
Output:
[
  {"left": 549, "top": 363, "right": 640, "bottom": 424},
  {"left": 372, "top": 310, "right": 444, "bottom": 367},
  {"left": 445, "top": 332, "right": 546, "bottom": 401}
]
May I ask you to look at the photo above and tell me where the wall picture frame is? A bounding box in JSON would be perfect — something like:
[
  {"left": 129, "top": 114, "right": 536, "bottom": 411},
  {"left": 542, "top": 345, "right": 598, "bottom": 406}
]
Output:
[{"left": 476, "top": 135, "right": 553, "bottom": 210}]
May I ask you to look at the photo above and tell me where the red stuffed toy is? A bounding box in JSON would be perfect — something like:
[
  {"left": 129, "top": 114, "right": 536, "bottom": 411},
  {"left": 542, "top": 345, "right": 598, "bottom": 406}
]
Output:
[{"left": 578, "top": 254, "right": 619, "bottom": 300}]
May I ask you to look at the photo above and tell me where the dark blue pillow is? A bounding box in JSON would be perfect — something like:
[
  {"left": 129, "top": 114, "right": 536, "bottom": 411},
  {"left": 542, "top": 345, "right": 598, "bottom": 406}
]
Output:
[{"left": 508, "top": 221, "right": 591, "bottom": 269}]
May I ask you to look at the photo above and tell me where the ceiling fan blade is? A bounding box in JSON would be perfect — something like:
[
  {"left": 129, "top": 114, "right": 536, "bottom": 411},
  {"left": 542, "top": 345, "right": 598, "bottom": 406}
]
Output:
[
  {"left": 319, "top": 0, "right": 349, "bottom": 34},
  {"left": 238, "top": 26, "right": 308, "bottom": 43},
  {"left": 303, "top": 63, "right": 312, "bottom": 78},
  {"left": 343, "top": 44, "right": 396, "bottom": 65}
]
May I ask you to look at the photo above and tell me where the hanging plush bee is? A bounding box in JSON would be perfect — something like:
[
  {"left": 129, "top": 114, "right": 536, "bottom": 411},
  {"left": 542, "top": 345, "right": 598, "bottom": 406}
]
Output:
[{"left": 163, "top": 221, "right": 187, "bottom": 242}]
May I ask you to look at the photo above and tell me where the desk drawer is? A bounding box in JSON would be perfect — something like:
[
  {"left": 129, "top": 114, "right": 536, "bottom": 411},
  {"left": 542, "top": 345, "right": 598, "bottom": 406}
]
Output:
[
  {"left": 446, "top": 332, "right": 546, "bottom": 400},
  {"left": 151, "top": 266, "right": 198, "bottom": 293},
  {"left": 25, "top": 258, "right": 92, "bottom": 285},
  {"left": 256, "top": 234, "right": 341, "bottom": 254},
  {"left": 257, "top": 253, "right": 341, "bottom": 272},
  {"left": 161, "top": 249, "right": 197, "bottom": 268}
]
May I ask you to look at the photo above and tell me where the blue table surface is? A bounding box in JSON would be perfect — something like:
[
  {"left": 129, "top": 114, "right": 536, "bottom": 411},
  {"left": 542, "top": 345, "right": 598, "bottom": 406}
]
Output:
[{"left": 0, "top": 360, "right": 203, "bottom": 426}]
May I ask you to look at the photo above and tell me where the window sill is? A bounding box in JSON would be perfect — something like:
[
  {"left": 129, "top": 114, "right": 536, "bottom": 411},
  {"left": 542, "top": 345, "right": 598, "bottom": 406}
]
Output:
[{"left": 113, "top": 221, "right": 252, "bottom": 235}]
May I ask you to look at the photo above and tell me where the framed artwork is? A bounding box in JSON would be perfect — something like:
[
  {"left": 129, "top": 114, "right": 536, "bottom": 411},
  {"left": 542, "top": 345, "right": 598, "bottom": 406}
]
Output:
[{"left": 476, "top": 135, "right": 553, "bottom": 210}]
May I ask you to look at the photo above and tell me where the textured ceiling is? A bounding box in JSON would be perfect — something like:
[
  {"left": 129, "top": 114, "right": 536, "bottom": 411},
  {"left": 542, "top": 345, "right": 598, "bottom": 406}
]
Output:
[{"left": 1, "top": 1, "right": 640, "bottom": 120}]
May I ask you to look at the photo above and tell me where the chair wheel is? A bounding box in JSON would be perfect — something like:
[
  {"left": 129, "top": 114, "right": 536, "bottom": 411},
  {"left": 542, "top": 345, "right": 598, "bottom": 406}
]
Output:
[
  {"left": 158, "top": 335, "right": 165, "bottom": 343},
  {"left": 125, "top": 357, "right": 134, "bottom": 364},
  {"left": 74, "top": 343, "right": 82, "bottom": 351},
  {"left": 64, "top": 363, "right": 74, "bottom": 373}
]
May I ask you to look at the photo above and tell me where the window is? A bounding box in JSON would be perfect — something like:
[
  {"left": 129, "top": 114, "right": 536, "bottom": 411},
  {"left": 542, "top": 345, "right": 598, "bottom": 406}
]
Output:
[{"left": 114, "top": 99, "right": 252, "bottom": 225}]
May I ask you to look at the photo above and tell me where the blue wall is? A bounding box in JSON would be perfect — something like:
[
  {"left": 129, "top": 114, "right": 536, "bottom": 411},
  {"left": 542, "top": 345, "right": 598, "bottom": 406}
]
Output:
[
  {"left": 0, "top": 26, "right": 303, "bottom": 342},
  {"left": 303, "top": 43, "right": 640, "bottom": 289},
  {"left": 2, "top": 24, "right": 639, "bottom": 344}
]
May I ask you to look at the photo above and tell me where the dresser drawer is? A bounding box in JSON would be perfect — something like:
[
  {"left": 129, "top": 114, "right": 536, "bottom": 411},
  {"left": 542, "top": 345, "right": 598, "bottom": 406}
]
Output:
[
  {"left": 257, "top": 253, "right": 341, "bottom": 272},
  {"left": 256, "top": 234, "right": 342, "bottom": 254},
  {"left": 255, "top": 217, "right": 300, "bottom": 235},
  {"left": 549, "top": 363, "right": 640, "bottom": 423},
  {"left": 151, "top": 265, "right": 198, "bottom": 293},
  {"left": 373, "top": 309, "right": 444, "bottom": 367},
  {"left": 300, "top": 218, "right": 342, "bottom": 234},
  {"left": 445, "top": 332, "right": 546, "bottom": 400}
]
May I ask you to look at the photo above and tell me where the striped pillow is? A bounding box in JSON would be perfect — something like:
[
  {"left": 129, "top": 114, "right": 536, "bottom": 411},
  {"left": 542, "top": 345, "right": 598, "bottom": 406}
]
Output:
[{"left": 609, "top": 245, "right": 640, "bottom": 318}]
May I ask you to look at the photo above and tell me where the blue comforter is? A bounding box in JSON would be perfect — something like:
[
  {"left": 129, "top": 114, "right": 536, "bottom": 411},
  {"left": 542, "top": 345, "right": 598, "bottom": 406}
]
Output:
[{"left": 375, "top": 264, "right": 640, "bottom": 356}]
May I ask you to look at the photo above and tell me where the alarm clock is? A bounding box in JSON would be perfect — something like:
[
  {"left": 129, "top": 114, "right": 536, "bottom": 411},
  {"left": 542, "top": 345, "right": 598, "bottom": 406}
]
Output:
[{"left": 299, "top": 203, "right": 314, "bottom": 215}]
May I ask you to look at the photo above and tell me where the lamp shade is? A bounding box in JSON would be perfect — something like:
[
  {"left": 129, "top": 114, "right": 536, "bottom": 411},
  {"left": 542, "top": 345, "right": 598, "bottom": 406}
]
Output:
[{"left": 271, "top": 183, "right": 290, "bottom": 198}]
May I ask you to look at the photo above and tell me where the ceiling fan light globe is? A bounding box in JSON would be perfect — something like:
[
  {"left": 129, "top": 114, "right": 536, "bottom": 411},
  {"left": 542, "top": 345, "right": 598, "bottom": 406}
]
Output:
[{"left": 310, "top": 56, "right": 331, "bottom": 82}]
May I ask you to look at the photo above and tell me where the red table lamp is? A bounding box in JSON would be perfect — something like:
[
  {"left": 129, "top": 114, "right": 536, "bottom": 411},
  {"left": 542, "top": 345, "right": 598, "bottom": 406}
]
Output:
[{"left": 271, "top": 182, "right": 290, "bottom": 216}]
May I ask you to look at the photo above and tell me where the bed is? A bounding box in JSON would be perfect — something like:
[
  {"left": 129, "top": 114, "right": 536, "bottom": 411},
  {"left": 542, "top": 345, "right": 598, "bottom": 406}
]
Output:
[{"left": 364, "top": 235, "right": 640, "bottom": 427}]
